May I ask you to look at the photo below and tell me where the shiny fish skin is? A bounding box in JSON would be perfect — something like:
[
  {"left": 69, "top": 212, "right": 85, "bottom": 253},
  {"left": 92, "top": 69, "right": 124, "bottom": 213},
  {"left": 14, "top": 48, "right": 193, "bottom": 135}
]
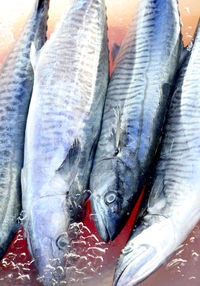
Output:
[
  {"left": 113, "top": 22, "right": 200, "bottom": 286},
  {"left": 89, "top": 0, "right": 182, "bottom": 242},
  {"left": 21, "top": 0, "right": 109, "bottom": 284},
  {"left": 0, "top": 0, "right": 49, "bottom": 259}
]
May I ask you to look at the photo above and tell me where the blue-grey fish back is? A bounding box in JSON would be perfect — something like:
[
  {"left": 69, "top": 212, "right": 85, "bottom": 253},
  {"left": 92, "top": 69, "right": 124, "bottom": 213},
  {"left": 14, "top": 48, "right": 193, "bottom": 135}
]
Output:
[
  {"left": 89, "top": 0, "right": 182, "bottom": 242},
  {"left": 0, "top": 0, "right": 49, "bottom": 258},
  {"left": 21, "top": 0, "right": 109, "bottom": 283},
  {"left": 113, "top": 22, "right": 200, "bottom": 286}
]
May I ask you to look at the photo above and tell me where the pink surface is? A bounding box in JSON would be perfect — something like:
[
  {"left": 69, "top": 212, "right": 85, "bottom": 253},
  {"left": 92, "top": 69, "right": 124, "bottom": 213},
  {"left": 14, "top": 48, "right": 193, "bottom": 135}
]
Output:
[{"left": 0, "top": 1, "right": 199, "bottom": 285}]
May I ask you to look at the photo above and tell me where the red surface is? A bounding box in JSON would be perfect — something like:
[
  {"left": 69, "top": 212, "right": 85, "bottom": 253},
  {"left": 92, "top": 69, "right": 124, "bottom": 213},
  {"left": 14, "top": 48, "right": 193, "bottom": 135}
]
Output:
[
  {"left": 0, "top": 191, "right": 144, "bottom": 285},
  {"left": 0, "top": 1, "right": 200, "bottom": 285}
]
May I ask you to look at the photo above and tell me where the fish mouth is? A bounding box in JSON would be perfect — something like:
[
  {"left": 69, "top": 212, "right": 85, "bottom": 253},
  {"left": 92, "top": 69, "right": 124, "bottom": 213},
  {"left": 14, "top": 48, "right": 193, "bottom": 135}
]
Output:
[
  {"left": 113, "top": 217, "right": 178, "bottom": 286},
  {"left": 26, "top": 233, "right": 66, "bottom": 285},
  {"left": 113, "top": 244, "right": 157, "bottom": 286},
  {"left": 35, "top": 251, "right": 66, "bottom": 286},
  {"left": 37, "top": 261, "right": 66, "bottom": 286},
  {"left": 90, "top": 193, "right": 125, "bottom": 242},
  {"left": 90, "top": 195, "right": 111, "bottom": 242}
]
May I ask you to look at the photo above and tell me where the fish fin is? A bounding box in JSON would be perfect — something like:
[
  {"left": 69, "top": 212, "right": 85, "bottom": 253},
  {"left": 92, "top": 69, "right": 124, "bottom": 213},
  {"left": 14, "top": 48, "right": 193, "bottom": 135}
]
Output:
[
  {"left": 37, "top": 0, "right": 46, "bottom": 10},
  {"left": 147, "top": 175, "right": 165, "bottom": 209},
  {"left": 34, "top": 0, "right": 48, "bottom": 11},
  {"left": 69, "top": 189, "right": 91, "bottom": 220},
  {"left": 135, "top": 174, "right": 165, "bottom": 225},
  {"left": 77, "top": 189, "right": 91, "bottom": 207},
  {"left": 89, "top": 134, "right": 99, "bottom": 161},
  {"left": 34, "top": 0, "right": 50, "bottom": 50},
  {"left": 56, "top": 139, "right": 81, "bottom": 183},
  {"left": 82, "top": 189, "right": 91, "bottom": 205},
  {"left": 139, "top": 175, "right": 167, "bottom": 222},
  {"left": 111, "top": 43, "right": 120, "bottom": 62}
]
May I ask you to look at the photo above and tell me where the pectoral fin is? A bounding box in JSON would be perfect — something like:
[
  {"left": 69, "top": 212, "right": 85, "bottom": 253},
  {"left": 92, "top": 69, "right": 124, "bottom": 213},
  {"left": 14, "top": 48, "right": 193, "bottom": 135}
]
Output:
[{"left": 56, "top": 139, "right": 81, "bottom": 185}]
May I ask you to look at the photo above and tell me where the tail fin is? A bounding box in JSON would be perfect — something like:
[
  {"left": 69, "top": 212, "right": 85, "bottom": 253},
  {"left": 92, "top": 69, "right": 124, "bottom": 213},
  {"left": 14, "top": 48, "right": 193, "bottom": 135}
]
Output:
[
  {"left": 36, "top": 0, "right": 49, "bottom": 11},
  {"left": 34, "top": 0, "right": 50, "bottom": 51}
]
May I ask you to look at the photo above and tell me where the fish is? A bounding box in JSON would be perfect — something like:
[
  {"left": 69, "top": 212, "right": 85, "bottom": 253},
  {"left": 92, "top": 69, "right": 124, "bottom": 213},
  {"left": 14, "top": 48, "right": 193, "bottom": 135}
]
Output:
[
  {"left": 113, "top": 21, "right": 200, "bottom": 286},
  {"left": 21, "top": 0, "right": 109, "bottom": 284},
  {"left": 89, "top": 0, "right": 182, "bottom": 242},
  {"left": 0, "top": 0, "right": 49, "bottom": 259}
]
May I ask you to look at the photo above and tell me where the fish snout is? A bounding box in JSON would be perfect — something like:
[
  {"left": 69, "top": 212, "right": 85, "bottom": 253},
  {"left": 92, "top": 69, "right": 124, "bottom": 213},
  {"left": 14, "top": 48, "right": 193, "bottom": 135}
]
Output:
[
  {"left": 114, "top": 218, "right": 177, "bottom": 286},
  {"left": 90, "top": 191, "right": 124, "bottom": 242},
  {"left": 38, "top": 262, "right": 66, "bottom": 286},
  {"left": 37, "top": 246, "right": 68, "bottom": 286},
  {"left": 114, "top": 243, "right": 157, "bottom": 286},
  {"left": 30, "top": 231, "right": 71, "bottom": 285}
]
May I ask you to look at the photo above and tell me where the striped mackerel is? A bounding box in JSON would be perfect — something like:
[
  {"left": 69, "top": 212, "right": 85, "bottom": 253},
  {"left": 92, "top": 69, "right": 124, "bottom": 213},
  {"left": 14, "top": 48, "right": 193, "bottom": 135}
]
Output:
[
  {"left": 21, "top": 0, "right": 109, "bottom": 284},
  {"left": 0, "top": 0, "right": 49, "bottom": 259},
  {"left": 113, "top": 22, "right": 200, "bottom": 286},
  {"left": 89, "top": 0, "right": 182, "bottom": 242}
]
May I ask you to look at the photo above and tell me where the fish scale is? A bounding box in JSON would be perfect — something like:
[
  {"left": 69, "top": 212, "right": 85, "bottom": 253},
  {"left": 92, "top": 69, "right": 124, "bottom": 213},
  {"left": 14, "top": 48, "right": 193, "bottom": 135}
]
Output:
[
  {"left": 89, "top": 0, "right": 182, "bottom": 242},
  {"left": 22, "top": 0, "right": 108, "bottom": 283},
  {"left": 114, "top": 22, "right": 200, "bottom": 286},
  {"left": 0, "top": 0, "right": 49, "bottom": 258}
]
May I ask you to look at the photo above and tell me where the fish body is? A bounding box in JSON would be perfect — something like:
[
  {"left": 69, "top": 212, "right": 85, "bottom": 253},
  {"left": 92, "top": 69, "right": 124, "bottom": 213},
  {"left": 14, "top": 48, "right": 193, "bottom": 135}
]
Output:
[
  {"left": 113, "top": 22, "right": 200, "bottom": 286},
  {"left": 89, "top": 0, "right": 182, "bottom": 242},
  {"left": 0, "top": 0, "right": 49, "bottom": 259},
  {"left": 22, "top": 0, "right": 108, "bottom": 283}
]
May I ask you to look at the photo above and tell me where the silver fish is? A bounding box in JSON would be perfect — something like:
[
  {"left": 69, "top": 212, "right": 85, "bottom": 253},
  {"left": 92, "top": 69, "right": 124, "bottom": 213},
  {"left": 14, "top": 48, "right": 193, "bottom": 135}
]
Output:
[
  {"left": 89, "top": 0, "right": 182, "bottom": 242},
  {"left": 21, "top": 0, "right": 109, "bottom": 284},
  {"left": 0, "top": 0, "right": 49, "bottom": 259},
  {"left": 113, "top": 21, "right": 200, "bottom": 286}
]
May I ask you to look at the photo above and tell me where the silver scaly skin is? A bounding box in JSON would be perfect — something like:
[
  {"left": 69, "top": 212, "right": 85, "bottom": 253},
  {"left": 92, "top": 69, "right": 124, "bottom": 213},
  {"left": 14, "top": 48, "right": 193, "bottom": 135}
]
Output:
[
  {"left": 21, "top": 0, "right": 109, "bottom": 284},
  {"left": 113, "top": 22, "right": 200, "bottom": 286},
  {"left": 0, "top": 0, "right": 49, "bottom": 259},
  {"left": 89, "top": 0, "right": 182, "bottom": 242}
]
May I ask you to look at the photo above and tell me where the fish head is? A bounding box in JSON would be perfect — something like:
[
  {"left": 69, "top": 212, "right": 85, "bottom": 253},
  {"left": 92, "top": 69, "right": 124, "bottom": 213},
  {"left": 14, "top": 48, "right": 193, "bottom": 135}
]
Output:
[
  {"left": 26, "top": 195, "right": 70, "bottom": 285},
  {"left": 113, "top": 217, "right": 177, "bottom": 286},
  {"left": 90, "top": 155, "right": 139, "bottom": 242}
]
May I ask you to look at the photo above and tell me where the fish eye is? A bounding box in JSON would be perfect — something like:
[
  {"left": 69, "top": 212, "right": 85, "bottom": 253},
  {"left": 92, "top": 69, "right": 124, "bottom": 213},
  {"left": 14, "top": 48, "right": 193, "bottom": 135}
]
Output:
[
  {"left": 56, "top": 233, "right": 69, "bottom": 250},
  {"left": 122, "top": 246, "right": 133, "bottom": 254},
  {"left": 104, "top": 192, "right": 117, "bottom": 205}
]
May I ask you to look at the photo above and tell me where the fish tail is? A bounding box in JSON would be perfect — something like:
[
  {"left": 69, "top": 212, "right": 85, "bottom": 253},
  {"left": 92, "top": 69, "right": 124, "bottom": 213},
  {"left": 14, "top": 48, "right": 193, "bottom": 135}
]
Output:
[
  {"left": 34, "top": 0, "right": 50, "bottom": 50},
  {"left": 36, "top": 0, "right": 49, "bottom": 11}
]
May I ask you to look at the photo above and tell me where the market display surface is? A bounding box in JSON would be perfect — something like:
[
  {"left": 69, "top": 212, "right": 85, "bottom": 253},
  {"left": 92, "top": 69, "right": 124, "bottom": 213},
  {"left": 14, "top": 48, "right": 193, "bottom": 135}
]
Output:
[{"left": 0, "top": 0, "right": 199, "bottom": 285}]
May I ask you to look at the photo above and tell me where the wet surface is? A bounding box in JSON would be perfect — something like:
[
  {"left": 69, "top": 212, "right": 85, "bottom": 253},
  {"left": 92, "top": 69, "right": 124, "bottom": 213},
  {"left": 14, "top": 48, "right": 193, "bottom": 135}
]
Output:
[{"left": 0, "top": 0, "right": 200, "bottom": 285}]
